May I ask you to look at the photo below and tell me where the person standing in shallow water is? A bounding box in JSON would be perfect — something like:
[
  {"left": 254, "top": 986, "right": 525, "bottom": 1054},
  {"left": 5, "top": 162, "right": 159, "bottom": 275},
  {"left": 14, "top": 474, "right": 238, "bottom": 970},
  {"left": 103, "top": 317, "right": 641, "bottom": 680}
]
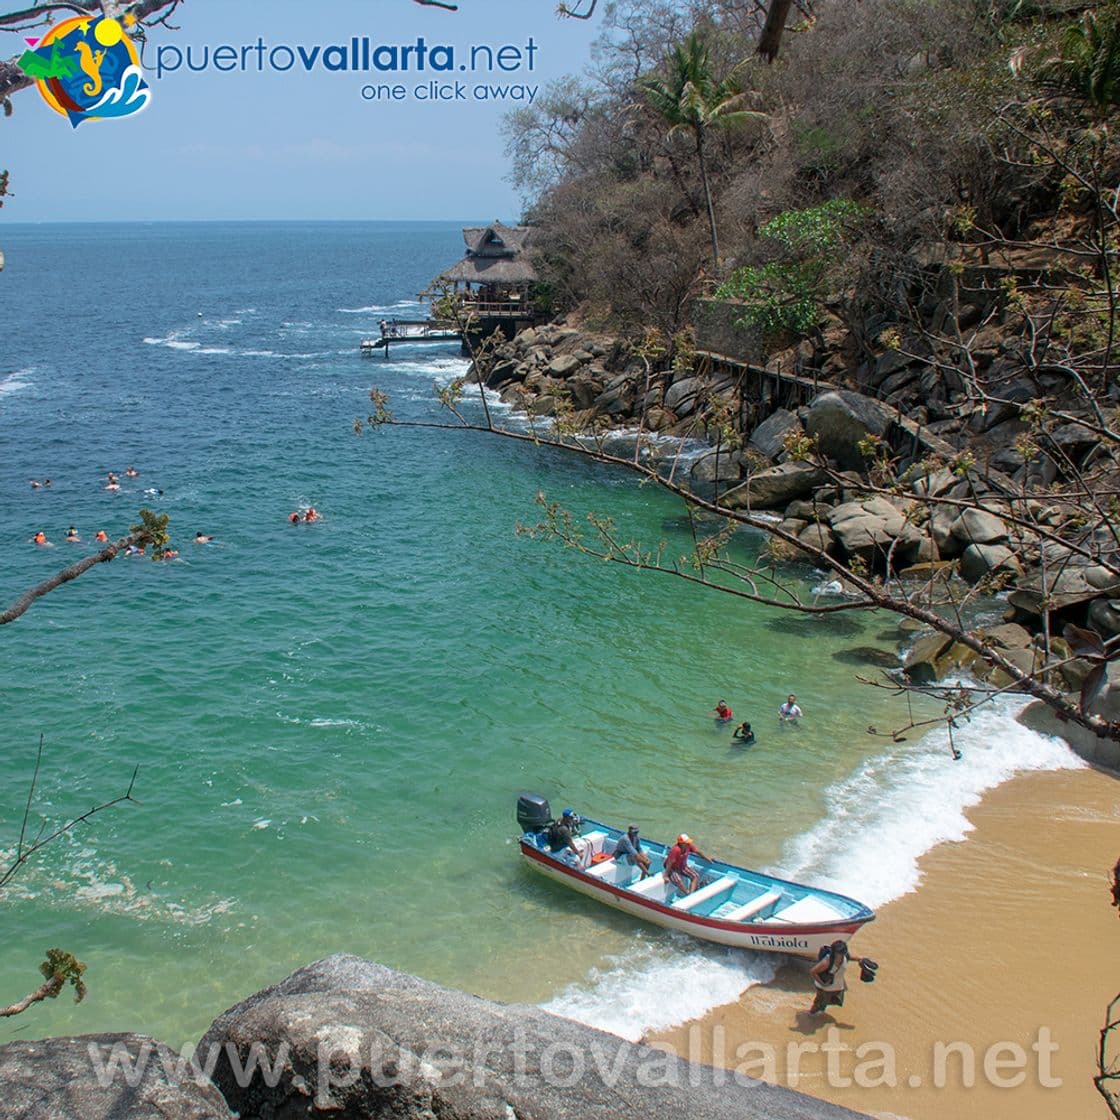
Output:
[{"left": 778, "top": 694, "right": 802, "bottom": 722}]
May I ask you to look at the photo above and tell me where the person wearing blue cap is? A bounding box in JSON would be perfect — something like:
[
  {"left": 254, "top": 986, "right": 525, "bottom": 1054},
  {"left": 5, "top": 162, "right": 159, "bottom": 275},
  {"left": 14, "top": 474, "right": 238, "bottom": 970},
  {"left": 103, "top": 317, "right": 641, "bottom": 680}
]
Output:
[{"left": 547, "top": 808, "right": 587, "bottom": 866}]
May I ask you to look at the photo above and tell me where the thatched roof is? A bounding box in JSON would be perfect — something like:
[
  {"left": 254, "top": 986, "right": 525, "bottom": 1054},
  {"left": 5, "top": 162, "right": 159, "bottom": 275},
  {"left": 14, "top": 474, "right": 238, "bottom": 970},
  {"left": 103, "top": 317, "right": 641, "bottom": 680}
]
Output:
[{"left": 431, "top": 222, "right": 537, "bottom": 287}]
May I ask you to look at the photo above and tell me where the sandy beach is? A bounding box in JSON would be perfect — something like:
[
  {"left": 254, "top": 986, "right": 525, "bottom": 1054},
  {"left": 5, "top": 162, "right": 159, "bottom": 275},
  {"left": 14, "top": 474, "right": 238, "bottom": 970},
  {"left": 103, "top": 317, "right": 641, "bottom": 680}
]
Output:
[{"left": 650, "top": 765, "right": 1119, "bottom": 1120}]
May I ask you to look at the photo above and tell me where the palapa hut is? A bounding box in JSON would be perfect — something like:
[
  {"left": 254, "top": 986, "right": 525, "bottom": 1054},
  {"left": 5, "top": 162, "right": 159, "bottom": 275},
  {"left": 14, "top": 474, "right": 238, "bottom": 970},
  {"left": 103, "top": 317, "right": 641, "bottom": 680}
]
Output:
[{"left": 425, "top": 222, "right": 538, "bottom": 322}]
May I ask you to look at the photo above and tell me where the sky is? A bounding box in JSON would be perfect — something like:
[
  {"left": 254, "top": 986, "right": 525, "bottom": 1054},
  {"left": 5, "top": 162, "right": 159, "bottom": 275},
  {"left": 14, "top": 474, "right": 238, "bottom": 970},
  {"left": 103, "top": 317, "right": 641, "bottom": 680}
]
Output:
[{"left": 0, "top": 0, "right": 602, "bottom": 222}]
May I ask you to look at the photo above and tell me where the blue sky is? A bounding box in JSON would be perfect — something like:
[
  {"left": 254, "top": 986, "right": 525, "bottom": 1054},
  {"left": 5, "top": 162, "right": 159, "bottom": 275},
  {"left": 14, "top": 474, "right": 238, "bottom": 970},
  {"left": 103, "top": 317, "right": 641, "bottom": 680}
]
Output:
[{"left": 0, "top": 0, "right": 600, "bottom": 221}]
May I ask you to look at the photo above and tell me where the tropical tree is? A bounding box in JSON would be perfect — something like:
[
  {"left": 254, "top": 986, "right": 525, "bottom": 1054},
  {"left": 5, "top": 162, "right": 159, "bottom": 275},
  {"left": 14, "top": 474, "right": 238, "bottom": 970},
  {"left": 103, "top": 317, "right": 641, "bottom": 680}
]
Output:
[
  {"left": 639, "top": 31, "right": 764, "bottom": 272},
  {"left": 1040, "top": 1, "right": 1120, "bottom": 108}
]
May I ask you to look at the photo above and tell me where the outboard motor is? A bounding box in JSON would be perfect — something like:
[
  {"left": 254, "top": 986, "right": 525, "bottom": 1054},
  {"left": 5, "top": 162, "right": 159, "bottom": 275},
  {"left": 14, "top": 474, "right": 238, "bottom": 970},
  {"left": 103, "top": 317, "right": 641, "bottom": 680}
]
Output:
[{"left": 516, "top": 792, "right": 551, "bottom": 834}]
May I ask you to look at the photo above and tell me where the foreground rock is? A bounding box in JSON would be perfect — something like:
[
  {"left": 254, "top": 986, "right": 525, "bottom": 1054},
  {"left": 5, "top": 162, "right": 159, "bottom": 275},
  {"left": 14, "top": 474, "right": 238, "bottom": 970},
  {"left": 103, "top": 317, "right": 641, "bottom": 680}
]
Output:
[
  {"left": 0, "top": 1033, "right": 234, "bottom": 1120},
  {"left": 201, "top": 954, "right": 868, "bottom": 1120}
]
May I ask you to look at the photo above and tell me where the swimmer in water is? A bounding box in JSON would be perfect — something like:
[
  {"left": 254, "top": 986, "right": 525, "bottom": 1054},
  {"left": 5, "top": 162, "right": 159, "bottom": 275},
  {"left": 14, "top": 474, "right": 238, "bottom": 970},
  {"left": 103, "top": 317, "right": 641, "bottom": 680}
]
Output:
[
  {"left": 289, "top": 511, "right": 301, "bottom": 524},
  {"left": 66, "top": 526, "right": 80, "bottom": 543},
  {"left": 125, "top": 466, "right": 139, "bottom": 477},
  {"left": 713, "top": 700, "right": 733, "bottom": 722},
  {"left": 33, "top": 531, "right": 49, "bottom": 546},
  {"left": 304, "top": 507, "right": 320, "bottom": 523},
  {"left": 194, "top": 532, "right": 213, "bottom": 543},
  {"left": 95, "top": 530, "right": 109, "bottom": 542}
]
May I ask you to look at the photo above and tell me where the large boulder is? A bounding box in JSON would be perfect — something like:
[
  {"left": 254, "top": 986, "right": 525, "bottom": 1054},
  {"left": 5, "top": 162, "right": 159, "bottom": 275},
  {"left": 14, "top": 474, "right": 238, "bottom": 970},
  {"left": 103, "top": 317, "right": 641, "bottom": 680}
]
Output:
[
  {"left": 721, "top": 462, "right": 828, "bottom": 510},
  {"left": 1019, "top": 661, "right": 1120, "bottom": 771},
  {"left": 547, "top": 353, "right": 584, "bottom": 378},
  {"left": 199, "top": 955, "right": 864, "bottom": 1120},
  {"left": 748, "top": 408, "right": 801, "bottom": 462},
  {"left": 903, "top": 631, "right": 953, "bottom": 683},
  {"left": 0, "top": 1034, "right": 234, "bottom": 1119},
  {"left": 958, "top": 543, "right": 1022, "bottom": 584},
  {"left": 1009, "top": 564, "right": 1120, "bottom": 618},
  {"left": 663, "top": 377, "right": 706, "bottom": 417},
  {"left": 690, "top": 449, "right": 743, "bottom": 484},
  {"left": 950, "top": 508, "right": 1008, "bottom": 546},
  {"left": 804, "top": 391, "right": 891, "bottom": 472},
  {"left": 827, "top": 496, "right": 924, "bottom": 568}
]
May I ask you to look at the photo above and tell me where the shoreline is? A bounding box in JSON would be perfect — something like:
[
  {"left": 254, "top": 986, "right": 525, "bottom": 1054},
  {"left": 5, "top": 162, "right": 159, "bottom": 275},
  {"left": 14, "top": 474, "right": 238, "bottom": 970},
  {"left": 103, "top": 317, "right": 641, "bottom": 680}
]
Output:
[{"left": 648, "top": 764, "right": 1118, "bottom": 1120}]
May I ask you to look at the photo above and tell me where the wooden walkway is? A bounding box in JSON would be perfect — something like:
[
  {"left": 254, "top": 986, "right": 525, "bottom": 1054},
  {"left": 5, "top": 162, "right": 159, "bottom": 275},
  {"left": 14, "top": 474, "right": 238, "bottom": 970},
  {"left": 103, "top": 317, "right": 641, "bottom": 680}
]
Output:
[{"left": 360, "top": 319, "right": 461, "bottom": 355}]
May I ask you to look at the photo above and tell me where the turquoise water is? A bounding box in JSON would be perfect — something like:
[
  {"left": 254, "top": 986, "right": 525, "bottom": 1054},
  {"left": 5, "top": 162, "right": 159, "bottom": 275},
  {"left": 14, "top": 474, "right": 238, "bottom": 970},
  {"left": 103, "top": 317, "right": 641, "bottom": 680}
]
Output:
[{"left": 0, "top": 222, "right": 1081, "bottom": 1047}]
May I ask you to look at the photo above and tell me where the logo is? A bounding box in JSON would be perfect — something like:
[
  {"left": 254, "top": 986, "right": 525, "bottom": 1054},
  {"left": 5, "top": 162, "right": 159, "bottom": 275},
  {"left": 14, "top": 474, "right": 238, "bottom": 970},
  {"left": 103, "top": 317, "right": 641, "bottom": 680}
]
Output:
[{"left": 17, "top": 13, "right": 150, "bottom": 127}]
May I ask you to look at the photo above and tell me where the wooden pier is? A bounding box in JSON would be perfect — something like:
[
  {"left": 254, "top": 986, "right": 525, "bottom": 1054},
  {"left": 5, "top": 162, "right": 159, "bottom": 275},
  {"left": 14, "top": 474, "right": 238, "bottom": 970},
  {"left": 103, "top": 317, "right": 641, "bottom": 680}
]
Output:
[{"left": 360, "top": 319, "right": 461, "bottom": 356}]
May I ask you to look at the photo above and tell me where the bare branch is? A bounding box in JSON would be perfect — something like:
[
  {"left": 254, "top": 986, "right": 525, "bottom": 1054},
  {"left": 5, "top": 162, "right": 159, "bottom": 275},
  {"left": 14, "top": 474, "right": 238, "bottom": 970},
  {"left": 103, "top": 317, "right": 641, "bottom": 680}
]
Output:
[{"left": 0, "top": 531, "right": 146, "bottom": 626}]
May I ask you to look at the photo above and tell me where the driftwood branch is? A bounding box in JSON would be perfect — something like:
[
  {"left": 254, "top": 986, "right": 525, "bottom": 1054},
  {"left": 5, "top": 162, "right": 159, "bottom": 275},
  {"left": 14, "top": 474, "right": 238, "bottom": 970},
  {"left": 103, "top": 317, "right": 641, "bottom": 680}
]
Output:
[
  {"left": 0, "top": 531, "right": 144, "bottom": 626},
  {"left": 0, "top": 976, "right": 65, "bottom": 1018}
]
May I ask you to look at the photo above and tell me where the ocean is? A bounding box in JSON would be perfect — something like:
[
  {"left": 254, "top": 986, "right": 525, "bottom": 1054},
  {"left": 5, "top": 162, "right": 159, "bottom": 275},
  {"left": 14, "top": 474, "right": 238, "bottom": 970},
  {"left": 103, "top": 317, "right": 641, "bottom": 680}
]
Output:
[{"left": 0, "top": 221, "right": 1082, "bottom": 1047}]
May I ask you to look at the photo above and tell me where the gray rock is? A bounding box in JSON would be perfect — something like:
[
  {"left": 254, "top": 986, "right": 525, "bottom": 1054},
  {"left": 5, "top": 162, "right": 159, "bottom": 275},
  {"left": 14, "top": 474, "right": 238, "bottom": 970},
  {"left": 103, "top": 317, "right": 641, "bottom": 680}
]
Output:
[
  {"left": 958, "top": 543, "right": 1022, "bottom": 584},
  {"left": 200, "top": 955, "right": 867, "bottom": 1120},
  {"left": 0, "top": 1033, "right": 234, "bottom": 1119},
  {"left": 516, "top": 327, "right": 538, "bottom": 350},
  {"left": 904, "top": 631, "right": 953, "bottom": 684},
  {"left": 1009, "top": 565, "right": 1120, "bottom": 617},
  {"left": 690, "top": 449, "right": 742, "bottom": 484},
  {"left": 547, "top": 353, "right": 584, "bottom": 377},
  {"left": 797, "top": 522, "right": 836, "bottom": 556},
  {"left": 663, "top": 377, "right": 705, "bottom": 417},
  {"left": 950, "top": 508, "right": 1008, "bottom": 546},
  {"left": 804, "top": 391, "right": 891, "bottom": 472},
  {"left": 722, "top": 462, "right": 828, "bottom": 511},
  {"left": 979, "top": 623, "right": 1034, "bottom": 650},
  {"left": 1088, "top": 598, "right": 1120, "bottom": 640},
  {"left": 568, "top": 376, "right": 602, "bottom": 411},
  {"left": 827, "top": 497, "right": 923, "bottom": 566},
  {"left": 748, "top": 408, "right": 801, "bottom": 462}
]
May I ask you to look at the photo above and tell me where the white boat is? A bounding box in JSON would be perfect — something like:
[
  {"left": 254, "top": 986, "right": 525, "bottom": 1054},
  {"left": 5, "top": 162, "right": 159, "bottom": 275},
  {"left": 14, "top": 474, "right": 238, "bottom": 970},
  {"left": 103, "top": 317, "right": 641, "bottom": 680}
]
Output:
[{"left": 516, "top": 795, "right": 874, "bottom": 958}]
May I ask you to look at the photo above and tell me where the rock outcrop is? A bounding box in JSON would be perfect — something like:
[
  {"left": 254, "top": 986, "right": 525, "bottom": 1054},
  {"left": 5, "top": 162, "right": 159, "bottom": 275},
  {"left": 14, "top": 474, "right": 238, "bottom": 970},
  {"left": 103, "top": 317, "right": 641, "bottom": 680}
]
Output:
[
  {"left": 199, "top": 954, "right": 868, "bottom": 1120},
  {"left": 0, "top": 1033, "right": 235, "bottom": 1120}
]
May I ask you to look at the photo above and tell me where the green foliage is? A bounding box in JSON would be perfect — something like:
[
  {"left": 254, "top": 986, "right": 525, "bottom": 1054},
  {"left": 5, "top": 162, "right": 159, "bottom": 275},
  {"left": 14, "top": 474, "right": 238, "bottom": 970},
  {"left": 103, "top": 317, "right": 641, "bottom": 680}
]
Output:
[
  {"left": 40, "top": 948, "right": 87, "bottom": 1004},
  {"left": 0, "top": 169, "right": 9, "bottom": 208},
  {"left": 130, "top": 508, "right": 170, "bottom": 559},
  {"left": 715, "top": 199, "right": 866, "bottom": 341},
  {"left": 639, "top": 32, "right": 758, "bottom": 140},
  {"left": 1040, "top": 3, "right": 1120, "bottom": 107}
]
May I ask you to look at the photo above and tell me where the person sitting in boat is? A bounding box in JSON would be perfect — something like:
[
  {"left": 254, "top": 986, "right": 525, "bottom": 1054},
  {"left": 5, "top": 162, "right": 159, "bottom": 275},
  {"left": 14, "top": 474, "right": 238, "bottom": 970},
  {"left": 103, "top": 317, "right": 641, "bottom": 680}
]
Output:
[
  {"left": 548, "top": 809, "right": 590, "bottom": 868},
  {"left": 778, "top": 695, "right": 803, "bottom": 722},
  {"left": 611, "top": 824, "right": 651, "bottom": 879},
  {"left": 732, "top": 721, "right": 755, "bottom": 744},
  {"left": 665, "top": 833, "right": 710, "bottom": 895},
  {"left": 713, "top": 700, "right": 733, "bottom": 722}
]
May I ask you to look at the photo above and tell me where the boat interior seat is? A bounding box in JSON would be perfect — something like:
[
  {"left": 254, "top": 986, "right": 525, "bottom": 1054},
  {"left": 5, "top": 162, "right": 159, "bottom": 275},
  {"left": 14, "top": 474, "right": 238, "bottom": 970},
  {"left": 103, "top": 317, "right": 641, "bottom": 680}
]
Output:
[
  {"left": 719, "top": 889, "right": 782, "bottom": 923},
  {"left": 671, "top": 874, "right": 738, "bottom": 912},
  {"left": 764, "top": 895, "right": 843, "bottom": 925},
  {"left": 585, "top": 859, "right": 639, "bottom": 887},
  {"left": 627, "top": 872, "right": 674, "bottom": 901}
]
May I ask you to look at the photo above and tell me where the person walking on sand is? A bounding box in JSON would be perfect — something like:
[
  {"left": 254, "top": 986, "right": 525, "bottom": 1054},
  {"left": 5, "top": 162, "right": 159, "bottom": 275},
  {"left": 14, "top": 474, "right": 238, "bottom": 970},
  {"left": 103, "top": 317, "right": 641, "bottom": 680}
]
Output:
[
  {"left": 808, "top": 939, "right": 872, "bottom": 1015},
  {"left": 778, "top": 694, "right": 802, "bottom": 722}
]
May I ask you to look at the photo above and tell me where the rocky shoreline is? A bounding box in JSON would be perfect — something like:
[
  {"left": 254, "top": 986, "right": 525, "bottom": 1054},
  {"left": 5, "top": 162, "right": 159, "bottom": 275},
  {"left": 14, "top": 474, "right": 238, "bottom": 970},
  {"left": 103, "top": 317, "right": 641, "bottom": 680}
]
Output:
[
  {"left": 475, "top": 320, "right": 1120, "bottom": 769},
  {"left": 0, "top": 955, "right": 868, "bottom": 1120}
]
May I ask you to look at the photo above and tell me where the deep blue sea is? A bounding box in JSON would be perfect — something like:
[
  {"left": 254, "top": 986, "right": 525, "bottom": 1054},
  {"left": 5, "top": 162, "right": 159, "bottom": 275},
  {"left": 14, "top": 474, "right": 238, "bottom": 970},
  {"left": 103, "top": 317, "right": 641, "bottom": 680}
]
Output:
[{"left": 0, "top": 221, "right": 1080, "bottom": 1046}]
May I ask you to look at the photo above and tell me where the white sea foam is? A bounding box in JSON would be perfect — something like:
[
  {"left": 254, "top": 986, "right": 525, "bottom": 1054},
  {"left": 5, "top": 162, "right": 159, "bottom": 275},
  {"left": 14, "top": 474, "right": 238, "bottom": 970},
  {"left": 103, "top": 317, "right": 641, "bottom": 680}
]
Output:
[
  {"left": 545, "top": 694, "right": 1084, "bottom": 1040},
  {"left": 0, "top": 368, "right": 33, "bottom": 396}
]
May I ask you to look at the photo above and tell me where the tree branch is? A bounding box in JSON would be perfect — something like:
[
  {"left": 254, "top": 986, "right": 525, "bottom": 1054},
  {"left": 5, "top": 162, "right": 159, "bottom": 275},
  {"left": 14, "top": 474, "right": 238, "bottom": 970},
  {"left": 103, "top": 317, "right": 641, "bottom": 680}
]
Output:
[{"left": 0, "top": 531, "right": 144, "bottom": 626}]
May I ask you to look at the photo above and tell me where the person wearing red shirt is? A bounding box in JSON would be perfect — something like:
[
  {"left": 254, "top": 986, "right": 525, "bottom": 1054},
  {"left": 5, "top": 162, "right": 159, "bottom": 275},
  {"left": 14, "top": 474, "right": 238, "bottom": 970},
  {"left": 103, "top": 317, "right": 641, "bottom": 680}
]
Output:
[{"left": 664, "top": 833, "right": 710, "bottom": 895}]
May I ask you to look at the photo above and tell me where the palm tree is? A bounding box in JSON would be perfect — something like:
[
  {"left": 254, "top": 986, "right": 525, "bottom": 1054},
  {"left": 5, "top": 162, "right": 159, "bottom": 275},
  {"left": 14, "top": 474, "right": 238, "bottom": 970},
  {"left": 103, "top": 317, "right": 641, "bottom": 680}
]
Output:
[
  {"left": 1042, "top": 3, "right": 1120, "bottom": 109},
  {"left": 640, "top": 33, "right": 763, "bottom": 273}
]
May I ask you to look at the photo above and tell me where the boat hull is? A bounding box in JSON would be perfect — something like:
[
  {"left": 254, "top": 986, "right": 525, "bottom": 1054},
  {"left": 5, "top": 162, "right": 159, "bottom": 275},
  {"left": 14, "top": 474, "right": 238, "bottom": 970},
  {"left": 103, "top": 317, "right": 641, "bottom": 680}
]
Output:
[{"left": 520, "top": 836, "right": 872, "bottom": 958}]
